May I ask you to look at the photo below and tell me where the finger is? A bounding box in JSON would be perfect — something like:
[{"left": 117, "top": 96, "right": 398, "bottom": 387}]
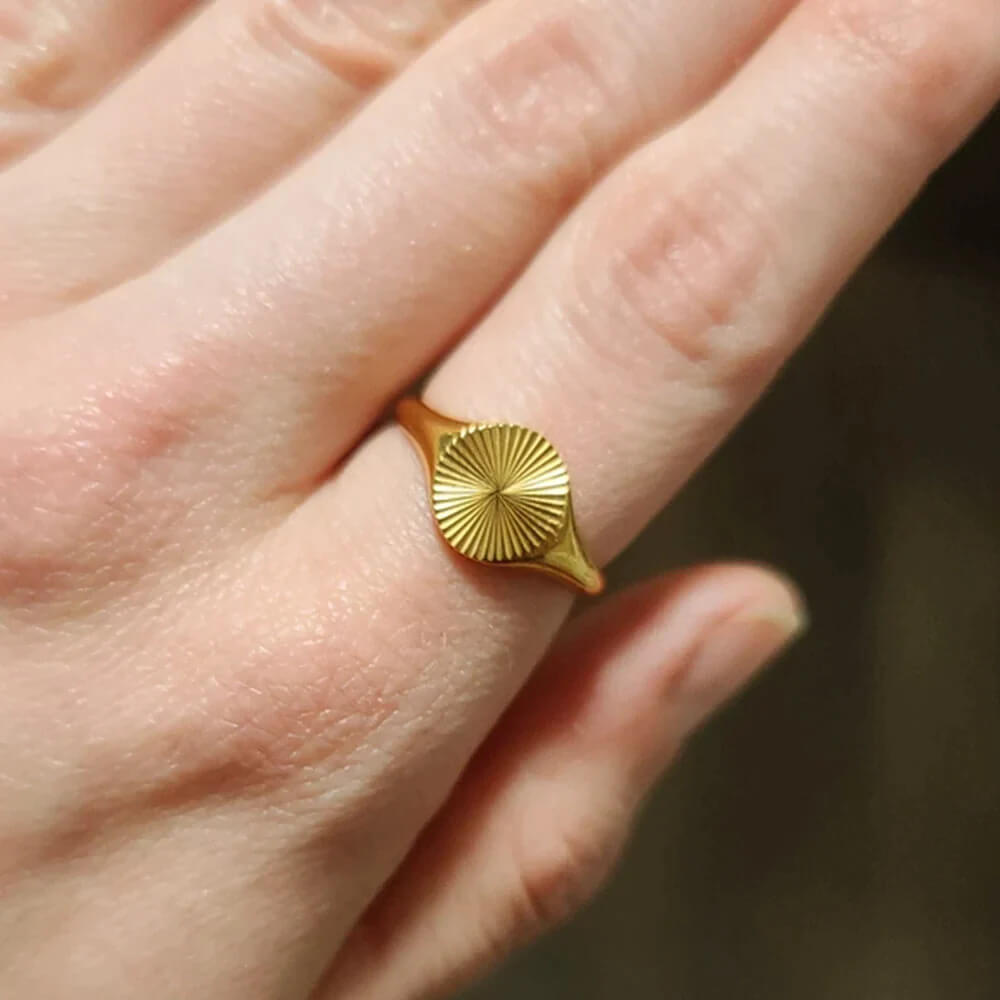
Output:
[
  {"left": 319, "top": 565, "right": 805, "bottom": 1000},
  {"left": 417, "top": 0, "right": 1000, "bottom": 564},
  {"left": 0, "top": 0, "right": 198, "bottom": 166},
  {"left": 35, "top": 0, "right": 798, "bottom": 487},
  {"left": 0, "top": 0, "right": 481, "bottom": 321},
  {"left": 258, "top": 0, "right": 996, "bottom": 937}
]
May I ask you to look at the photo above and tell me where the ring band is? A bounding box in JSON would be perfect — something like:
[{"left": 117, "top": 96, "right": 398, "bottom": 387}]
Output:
[{"left": 397, "top": 398, "right": 604, "bottom": 596}]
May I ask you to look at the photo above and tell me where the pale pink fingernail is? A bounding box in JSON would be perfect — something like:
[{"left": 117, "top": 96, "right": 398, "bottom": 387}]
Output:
[{"left": 678, "top": 593, "right": 808, "bottom": 729}]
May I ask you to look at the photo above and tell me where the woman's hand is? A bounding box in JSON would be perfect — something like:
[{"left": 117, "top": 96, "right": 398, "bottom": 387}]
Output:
[{"left": 1, "top": 1, "right": 996, "bottom": 997}]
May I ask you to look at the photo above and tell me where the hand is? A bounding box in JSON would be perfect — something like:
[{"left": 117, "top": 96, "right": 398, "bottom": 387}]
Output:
[{"left": 1, "top": 1, "right": 996, "bottom": 997}]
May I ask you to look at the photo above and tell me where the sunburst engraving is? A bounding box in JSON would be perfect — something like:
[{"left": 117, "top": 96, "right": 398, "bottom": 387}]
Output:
[{"left": 432, "top": 423, "right": 570, "bottom": 563}]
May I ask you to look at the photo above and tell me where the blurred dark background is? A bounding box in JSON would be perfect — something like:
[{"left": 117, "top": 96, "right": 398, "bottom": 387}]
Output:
[{"left": 465, "top": 112, "right": 1000, "bottom": 1000}]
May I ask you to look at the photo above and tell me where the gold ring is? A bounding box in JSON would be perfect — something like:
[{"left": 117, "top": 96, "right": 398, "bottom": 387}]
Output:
[{"left": 397, "top": 399, "right": 604, "bottom": 596}]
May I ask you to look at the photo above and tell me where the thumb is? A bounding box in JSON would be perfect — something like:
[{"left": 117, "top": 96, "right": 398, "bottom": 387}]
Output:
[{"left": 318, "top": 562, "right": 807, "bottom": 1000}]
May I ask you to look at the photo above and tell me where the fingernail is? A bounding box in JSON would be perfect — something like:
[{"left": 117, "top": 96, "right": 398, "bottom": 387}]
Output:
[{"left": 680, "top": 597, "right": 808, "bottom": 724}]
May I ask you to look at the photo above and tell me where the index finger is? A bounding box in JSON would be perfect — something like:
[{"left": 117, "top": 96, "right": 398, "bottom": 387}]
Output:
[{"left": 277, "top": 0, "right": 998, "bottom": 879}]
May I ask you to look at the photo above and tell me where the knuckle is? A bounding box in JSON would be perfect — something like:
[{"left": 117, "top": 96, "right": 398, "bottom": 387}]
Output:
[
  {"left": 54, "top": 611, "right": 370, "bottom": 826},
  {"left": 509, "top": 791, "right": 626, "bottom": 934},
  {"left": 0, "top": 7, "right": 88, "bottom": 112},
  {"left": 0, "top": 364, "right": 199, "bottom": 605},
  {"left": 450, "top": 11, "right": 632, "bottom": 209},
  {"left": 821, "top": 0, "right": 1000, "bottom": 151},
  {"left": 175, "top": 484, "right": 546, "bottom": 812},
  {"left": 247, "top": 0, "right": 431, "bottom": 90},
  {"left": 9, "top": 639, "right": 370, "bottom": 865},
  {"left": 203, "top": 629, "right": 402, "bottom": 796},
  {"left": 566, "top": 157, "right": 777, "bottom": 383},
  {"left": 149, "top": 562, "right": 429, "bottom": 806},
  {"left": 0, "top": 423, "right": 139, "bottom": 602}
]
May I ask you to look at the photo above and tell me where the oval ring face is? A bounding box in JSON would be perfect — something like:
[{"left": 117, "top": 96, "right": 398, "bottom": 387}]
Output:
[{"left": 432, "top": 423, "right": 570, "bottom": 563}]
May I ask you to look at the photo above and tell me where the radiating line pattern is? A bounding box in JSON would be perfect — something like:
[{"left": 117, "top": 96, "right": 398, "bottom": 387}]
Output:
[{"left": 432, "top": 423, "right": 570, "bottom": 563}]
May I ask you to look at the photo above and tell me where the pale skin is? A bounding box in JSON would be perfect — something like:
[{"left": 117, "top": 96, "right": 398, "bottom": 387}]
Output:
[{"left": 0, "top": 0, "right": 997, "bottom": 996}]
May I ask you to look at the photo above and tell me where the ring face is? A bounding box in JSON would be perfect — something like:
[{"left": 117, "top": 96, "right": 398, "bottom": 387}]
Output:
[
  {"left": 397, "top": 398, "right": 605, "bottom": 596},
  {"left": 432, "top": 423, "right": 570, "bottom": 563}
]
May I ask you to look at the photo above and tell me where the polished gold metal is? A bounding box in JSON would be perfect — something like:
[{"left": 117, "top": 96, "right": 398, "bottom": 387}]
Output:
[{"left": 397, "top": 398, "right": 604, "bottom": 596}]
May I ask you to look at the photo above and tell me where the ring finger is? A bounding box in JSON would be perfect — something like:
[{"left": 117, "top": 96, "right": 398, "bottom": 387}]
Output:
[{"left": 406, "top": 0, "right": 1000, "bottom": 562}]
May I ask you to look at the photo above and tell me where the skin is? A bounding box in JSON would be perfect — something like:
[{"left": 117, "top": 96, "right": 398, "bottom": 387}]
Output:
[{"left": 0, "top": 0, "right": 997, "bottom": 997}]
